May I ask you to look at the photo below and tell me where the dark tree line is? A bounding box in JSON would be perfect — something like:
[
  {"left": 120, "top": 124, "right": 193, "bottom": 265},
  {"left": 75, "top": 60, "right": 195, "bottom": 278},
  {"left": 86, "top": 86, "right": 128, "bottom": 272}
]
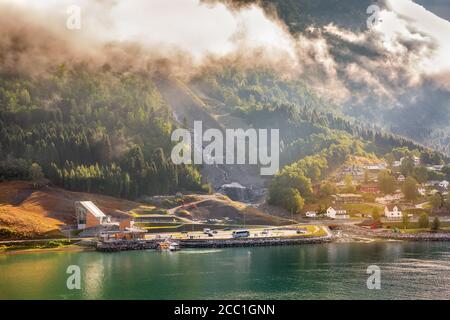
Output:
[{"left": 0, "top": 66, "right": 205, "bottom": 198}]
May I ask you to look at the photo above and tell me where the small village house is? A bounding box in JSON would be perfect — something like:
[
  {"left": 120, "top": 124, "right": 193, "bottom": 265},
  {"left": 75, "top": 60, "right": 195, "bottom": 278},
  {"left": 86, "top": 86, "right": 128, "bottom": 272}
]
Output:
[
  {"left": 400, "top": 156, "right": 420, "bottom": 167},
  {"left": 418, "top": 187, "right": 426, "bottom": 196},
  {"left": 425, "top": 180, "right": 440, "bottom": 187},
  {"left": 332, "top": 193, "right": 363, "bottom": 204},
  {"left": 326, "top": 207, "right": 349, "bottom": 219},
  {"left": 359, "top": 184, "right": 380, "bottom": 194},
  {"left": 364, "top": 162, "right": 387, "bottom": 171},
  {"left": 397, "top": 175, "right": 405, "bottom": 182},
  {"left": 384, "top": 205, "right": 402, "bottom": 220},
  {"left": 392, "top": 160, "right": 401, "bottom": 168},
  {"left": 439, "top": 180, "right": 449, "bottom": 189},
  {"left": 375, "top": 192, "right": 404, "bottom": 204},
  {"left": 426, "top": 165, "right": 444, "bottom": 172}
]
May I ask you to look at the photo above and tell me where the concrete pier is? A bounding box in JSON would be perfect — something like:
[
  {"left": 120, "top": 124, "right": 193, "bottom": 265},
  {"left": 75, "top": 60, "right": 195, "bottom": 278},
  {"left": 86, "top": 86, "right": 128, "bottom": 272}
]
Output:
[{"left": 95, "top": 235, "right": 334, "bottom": 252}]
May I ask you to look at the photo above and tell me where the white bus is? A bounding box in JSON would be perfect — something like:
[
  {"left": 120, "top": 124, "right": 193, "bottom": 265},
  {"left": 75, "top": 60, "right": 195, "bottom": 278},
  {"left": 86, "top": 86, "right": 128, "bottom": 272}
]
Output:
[{"left": 232, "top": 230, "right": 250, "bottom": 238}]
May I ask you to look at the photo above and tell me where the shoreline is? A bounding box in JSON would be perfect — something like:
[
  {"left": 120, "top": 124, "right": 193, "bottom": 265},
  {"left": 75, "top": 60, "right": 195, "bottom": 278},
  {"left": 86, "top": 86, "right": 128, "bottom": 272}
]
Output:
[
  {"left": 0, "top": 244, "right": 94, "bottom": 255},
  {"left": 2, "top": 226, "right": 450, "bottom": 255}
]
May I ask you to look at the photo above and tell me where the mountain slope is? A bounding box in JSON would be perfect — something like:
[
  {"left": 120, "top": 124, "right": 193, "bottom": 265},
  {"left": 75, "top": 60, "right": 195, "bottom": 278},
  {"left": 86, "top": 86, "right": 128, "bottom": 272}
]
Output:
[{"left": 221, "top": 0, "right": 450, "bottom": 155}]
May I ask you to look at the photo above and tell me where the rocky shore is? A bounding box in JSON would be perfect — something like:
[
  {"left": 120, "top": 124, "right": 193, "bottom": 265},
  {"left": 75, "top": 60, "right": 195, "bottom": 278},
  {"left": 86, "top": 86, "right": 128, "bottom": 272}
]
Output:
[
  {"left": 339, "top": 225, "right": 450, "bottom": 242},
  {"left": 95, "top": 234, "right": 334, "bottom": 252}
]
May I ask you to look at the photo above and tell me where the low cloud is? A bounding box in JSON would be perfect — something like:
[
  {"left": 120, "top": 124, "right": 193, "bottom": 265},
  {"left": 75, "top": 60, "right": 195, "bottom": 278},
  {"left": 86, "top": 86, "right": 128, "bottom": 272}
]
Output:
[{"left": 0, "top": 0, "right": 448, "bottom": 114}]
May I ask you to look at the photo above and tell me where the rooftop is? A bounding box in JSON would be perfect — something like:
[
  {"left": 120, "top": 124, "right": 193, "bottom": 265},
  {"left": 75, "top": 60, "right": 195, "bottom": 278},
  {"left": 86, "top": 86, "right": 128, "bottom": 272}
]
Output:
[{"left": 78, "top": 201, "right": 106, "bottom": 218}]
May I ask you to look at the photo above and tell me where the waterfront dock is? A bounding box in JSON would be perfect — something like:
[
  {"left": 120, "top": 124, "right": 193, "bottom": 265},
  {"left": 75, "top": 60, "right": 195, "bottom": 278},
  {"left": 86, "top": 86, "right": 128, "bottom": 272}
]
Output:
[{"left": 95, "top": 234, "right": 334, "bottom": 252}]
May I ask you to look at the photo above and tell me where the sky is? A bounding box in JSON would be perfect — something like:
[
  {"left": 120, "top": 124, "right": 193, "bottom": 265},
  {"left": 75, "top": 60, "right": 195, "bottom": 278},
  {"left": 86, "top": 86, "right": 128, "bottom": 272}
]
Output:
[
  {"left": 0, "top": 0, "right": 448, "bottom": 87},
  {"left": 415, "top": 0, "right": 450, "bottom": 20},
  {"left": 0, "top": 0, "right": 295, "bottom": 62}
]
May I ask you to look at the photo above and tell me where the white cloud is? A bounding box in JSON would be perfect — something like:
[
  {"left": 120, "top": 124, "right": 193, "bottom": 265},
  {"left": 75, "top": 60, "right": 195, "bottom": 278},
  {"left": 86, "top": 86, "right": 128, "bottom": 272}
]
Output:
[
  {"left": 0, "top": 0, "right": 296, "bottom": 63},
  {"left": 377, "top": 0, "right": 450, "bottom": 74}
]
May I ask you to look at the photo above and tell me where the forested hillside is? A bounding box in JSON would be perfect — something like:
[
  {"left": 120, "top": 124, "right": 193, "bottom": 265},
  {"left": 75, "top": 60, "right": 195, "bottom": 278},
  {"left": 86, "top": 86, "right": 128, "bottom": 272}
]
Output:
[
  {"left": 0, "top": 66, "right": 204, "bottom": 198},
  {"left": 1, "top": 0, "right": 449, "bottom": 209},
  {"left": 223, "top": 0, "right": 373, "bottom": 32},
  {"left": 191, "top": 67, "right": 448, "bottom": 212}
]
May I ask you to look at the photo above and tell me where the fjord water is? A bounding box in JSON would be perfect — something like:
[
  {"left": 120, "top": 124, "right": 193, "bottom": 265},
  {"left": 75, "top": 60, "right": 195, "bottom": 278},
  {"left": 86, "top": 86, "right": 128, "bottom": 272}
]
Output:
[{"left": 1, "top": 242, "right": 449, "bottom": 299}]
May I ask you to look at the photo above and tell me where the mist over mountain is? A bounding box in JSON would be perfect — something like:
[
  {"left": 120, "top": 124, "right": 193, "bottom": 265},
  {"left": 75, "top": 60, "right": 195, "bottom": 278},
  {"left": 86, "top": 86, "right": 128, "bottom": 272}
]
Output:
[
  {"left": 220, "top": 0, "right": 450, "bottom": 154},
  {"left": 0, "top": 0, "right": 449, "bottom": 200}
]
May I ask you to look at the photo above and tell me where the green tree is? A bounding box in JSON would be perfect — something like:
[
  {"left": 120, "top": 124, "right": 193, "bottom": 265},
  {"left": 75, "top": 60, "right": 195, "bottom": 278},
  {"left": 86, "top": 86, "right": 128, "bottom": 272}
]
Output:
[
  {"left": 282, "top": 188, "right": 305, "bottom": 214},
  {"left": 430, "top": 193, "right": 443, "bottom": 211},
  {"left": 30, "top": 163, "right": 44, "bottom": 184},
  {"left": 377, "top": 170, "right": 396, "bottom": 194},
  {"left": 418, "top": 213, "right": 429, "bottom": 228},
  {"left": 319, "top": 181, "right": 336, "bottom": 197},
  {"left": 344, "top": 174, "right": 355, "bottom": 192},
  {"left": 431, "top": 216, "right": 441, "bottom": 231},
  {"left": 372, "top": 207, "right": 381, "bottom": 221},
  {"left": 385, "top": 153, "right": 395, "bottom": 168},
  {"left": 413, "top": 166, "right": 428, "bottom": 184},
  {"left": 402, "top": 212, "right": 410, "bottom": 230},
  {"left": 400, "top": 156, "right": 415, "bottom": 176},
  {"left": 442, "top": 164, "right": 450, "bottom": 180},
  {"left": 364, "top": 170, "right": 369, "bottom": 184},
  {"left": 402, "top": 176, "right": 418, "bottom": 201}
]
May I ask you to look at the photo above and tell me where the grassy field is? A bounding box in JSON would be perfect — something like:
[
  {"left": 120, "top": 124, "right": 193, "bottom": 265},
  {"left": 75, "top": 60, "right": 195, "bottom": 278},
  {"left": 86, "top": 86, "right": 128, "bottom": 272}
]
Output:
[
  {"left": 296, "top": 225, "right": 328, "bottom": 237},
  {"left": 0, "top": 239, "right": 75, "bottom": 252},
  {"left": 343, "top": 203, "right": 384, "bottom": 215},
  {"left": 145, "top": 225, "right": 327, "bottom": 240},
  {"left": 383, "top": 221, "right": 450, "bottom": 229}
]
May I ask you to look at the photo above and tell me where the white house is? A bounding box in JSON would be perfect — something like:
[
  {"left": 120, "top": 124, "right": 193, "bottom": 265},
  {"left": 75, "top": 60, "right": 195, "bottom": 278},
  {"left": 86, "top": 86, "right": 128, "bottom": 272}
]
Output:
[
  {"left": 326, "top": 207, "right": 349, "bottom": 219},
  {"left": 439, "top": 180, "right": 449, "bottom": 189},
  {"left": 425, "top": 180, "right": 440, "bottom": 187},
  {"left": 418, "top": 188, "right": 426, "bottom": 196},
  {"left": 397, "top": 175, "right": 405, "bottom": 182},
  {"left": 384, "top": 205, "right": 402, "bottom": 220},
  {"left": 375, "top": 193, "right": 404, "bottom": 204},
  {"left": 392, "top": 160, "right": 401, "bottom": 168},
  {"left": 365, "top": 162, "right": 387, "bottom": 171},
  {"left": 305, "top": 211, "right": 317, "bottom": 218},
  {"left": 400, "top": 156, "right": 420, "bottom": 167},
  {"left": 426, "top": 165, "right": 444, "bottom": 172}
]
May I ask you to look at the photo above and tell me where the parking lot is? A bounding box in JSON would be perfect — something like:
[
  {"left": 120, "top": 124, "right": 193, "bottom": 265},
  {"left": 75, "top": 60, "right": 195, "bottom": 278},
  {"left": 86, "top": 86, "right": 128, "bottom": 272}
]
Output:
[{"left": 145, "top": 225, "right": 325, "bottom": 241}]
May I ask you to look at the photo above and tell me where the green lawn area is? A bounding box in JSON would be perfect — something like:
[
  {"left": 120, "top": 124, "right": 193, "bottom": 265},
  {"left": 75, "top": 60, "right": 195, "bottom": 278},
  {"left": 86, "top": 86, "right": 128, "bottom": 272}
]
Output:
[
  {"left": 292, "top": 225, "right": 328, "bottom": 237},
  {"left": 343, "top": 203, "right": 384, "bottom": 215},
  {"left": 400, "top": 228, "right": 431, "bottom": 234},
  {"left": 0, "top": 239, "right": 74, "bottom": 252},
  {"left": 384, "top": 221, "right": 450, "bottom": 229},
  {"left": 400, "top": 227, "right": 450, "bottom": 234},
  {"left": 143, "top": 225, "right": 183, "bottom": 230},
  {"left": 129, "top": 205, "right": 170, "bottom": 217}
]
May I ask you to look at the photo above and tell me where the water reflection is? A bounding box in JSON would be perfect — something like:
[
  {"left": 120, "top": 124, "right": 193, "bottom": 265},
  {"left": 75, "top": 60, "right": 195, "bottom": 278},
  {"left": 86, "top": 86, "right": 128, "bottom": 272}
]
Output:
[{"left": 0, "top": 242, "right": 449, "bottom": 299}]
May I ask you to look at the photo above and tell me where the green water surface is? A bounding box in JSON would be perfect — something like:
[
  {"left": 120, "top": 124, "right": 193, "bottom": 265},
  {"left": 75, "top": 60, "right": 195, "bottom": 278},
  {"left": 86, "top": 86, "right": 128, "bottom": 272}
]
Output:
[{"left": 1, "top": 242, "right": 449, "bottom": 299}]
